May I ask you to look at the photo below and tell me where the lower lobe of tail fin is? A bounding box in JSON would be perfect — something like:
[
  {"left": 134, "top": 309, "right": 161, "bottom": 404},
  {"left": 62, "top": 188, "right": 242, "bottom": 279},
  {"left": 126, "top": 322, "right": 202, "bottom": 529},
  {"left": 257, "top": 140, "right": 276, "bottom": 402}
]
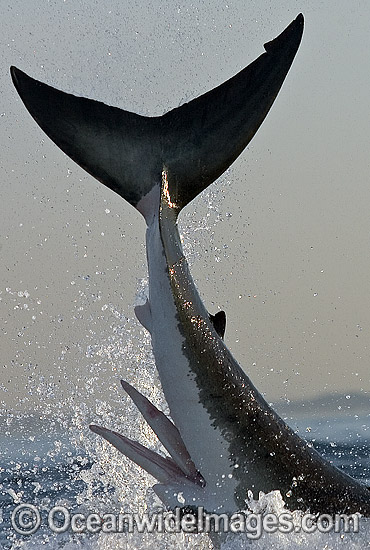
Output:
[
  {"left": 11, "top": 14, "right": 303, "bottom": 221},
  {"left": 10, "top": 66, "right": 159, "bottom": 211}
]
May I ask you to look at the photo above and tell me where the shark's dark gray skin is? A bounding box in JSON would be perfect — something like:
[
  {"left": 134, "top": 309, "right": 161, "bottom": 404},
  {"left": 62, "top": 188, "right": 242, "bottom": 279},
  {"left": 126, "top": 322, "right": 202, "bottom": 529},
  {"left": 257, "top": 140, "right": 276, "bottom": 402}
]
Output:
[{"left": 10, "top": 13, "right": 370, "bottom": 516}]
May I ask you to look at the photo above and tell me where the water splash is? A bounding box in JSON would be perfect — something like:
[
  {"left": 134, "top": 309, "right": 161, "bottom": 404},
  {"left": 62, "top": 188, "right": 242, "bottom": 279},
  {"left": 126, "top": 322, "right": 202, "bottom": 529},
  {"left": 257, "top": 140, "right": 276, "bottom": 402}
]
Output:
[{"left": 2, "top": 182, "right": 370, "bottom": 549}]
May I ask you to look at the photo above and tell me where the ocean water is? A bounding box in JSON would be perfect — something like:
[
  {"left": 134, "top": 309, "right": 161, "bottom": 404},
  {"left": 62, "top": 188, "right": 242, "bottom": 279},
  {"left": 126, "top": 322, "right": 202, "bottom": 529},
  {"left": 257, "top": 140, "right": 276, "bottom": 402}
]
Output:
[{"left": 1, "top": 406, "right": 369, "bottom": 550}]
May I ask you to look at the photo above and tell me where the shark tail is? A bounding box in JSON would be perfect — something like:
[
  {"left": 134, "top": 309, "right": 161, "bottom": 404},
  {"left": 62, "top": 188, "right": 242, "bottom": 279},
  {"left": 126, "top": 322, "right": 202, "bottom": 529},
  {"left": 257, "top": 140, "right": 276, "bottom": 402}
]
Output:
[{"left": 10, "top": 14, "right": 303, "bottom": 223}]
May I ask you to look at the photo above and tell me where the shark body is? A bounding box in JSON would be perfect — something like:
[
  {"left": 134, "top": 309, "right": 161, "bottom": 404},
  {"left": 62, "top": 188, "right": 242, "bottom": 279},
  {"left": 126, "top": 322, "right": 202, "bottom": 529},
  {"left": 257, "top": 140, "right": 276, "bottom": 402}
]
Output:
[{"left": 10, "top": 13, "right": 370, "bottom": 516}]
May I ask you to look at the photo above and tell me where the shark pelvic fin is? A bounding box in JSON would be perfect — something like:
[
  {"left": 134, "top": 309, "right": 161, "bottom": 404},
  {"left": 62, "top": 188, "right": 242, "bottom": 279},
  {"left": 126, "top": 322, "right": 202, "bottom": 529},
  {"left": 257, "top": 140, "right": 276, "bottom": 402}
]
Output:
[
  {"left": 10, "top": 14, "right": 303, "bottom": 222},
  {"left": 134, "top": 300, "right": 152, "bottom": 333}
]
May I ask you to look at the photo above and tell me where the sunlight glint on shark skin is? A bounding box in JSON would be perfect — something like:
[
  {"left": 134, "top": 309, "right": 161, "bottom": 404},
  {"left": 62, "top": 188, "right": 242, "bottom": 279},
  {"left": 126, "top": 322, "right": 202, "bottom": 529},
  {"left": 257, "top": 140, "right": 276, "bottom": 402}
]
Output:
[{"left": 10, "top": 13, "right": 370, "bottom": 517}]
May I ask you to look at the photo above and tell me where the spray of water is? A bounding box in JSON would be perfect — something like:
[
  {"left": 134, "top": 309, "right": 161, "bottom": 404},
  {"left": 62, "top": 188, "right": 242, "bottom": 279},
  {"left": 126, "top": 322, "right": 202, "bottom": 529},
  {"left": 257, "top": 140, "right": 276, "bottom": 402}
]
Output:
[{"left": 2, "top": 177, "right": 369, "bottom": 549}]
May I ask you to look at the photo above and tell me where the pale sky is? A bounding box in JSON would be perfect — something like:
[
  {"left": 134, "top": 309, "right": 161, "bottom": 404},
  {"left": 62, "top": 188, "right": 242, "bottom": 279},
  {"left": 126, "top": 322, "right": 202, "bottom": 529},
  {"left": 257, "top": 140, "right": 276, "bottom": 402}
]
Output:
[{"left": 1, "top": 1, "right": 370, "bottom": 418}]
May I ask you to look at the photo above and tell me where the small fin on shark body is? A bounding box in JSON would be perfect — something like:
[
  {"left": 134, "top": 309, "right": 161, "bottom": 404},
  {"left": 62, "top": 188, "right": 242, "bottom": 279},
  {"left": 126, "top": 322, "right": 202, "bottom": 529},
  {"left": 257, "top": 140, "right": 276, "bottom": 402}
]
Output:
[
  {"left": 10, "top": 14, "right": 303, "bottom": 222},
  {"left": 134, "top": 300, "right": 152, "bottom": 333},
  {"left": 121, "top": 380, "right": 204, "bottom": 485},
  {"left": 209, "top": 310, "right": 226, "bottom": 339}
]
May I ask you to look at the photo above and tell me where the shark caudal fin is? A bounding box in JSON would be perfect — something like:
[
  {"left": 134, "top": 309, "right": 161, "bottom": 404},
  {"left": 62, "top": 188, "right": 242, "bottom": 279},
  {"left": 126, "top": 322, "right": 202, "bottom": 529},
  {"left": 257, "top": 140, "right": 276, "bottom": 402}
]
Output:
[{"left": 10, "top": 14, "right": 303, "bottom": 222}]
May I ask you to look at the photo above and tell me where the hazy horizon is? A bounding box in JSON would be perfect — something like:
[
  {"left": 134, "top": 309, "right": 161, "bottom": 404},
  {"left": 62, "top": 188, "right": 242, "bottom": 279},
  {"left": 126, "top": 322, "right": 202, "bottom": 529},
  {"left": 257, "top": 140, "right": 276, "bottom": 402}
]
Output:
[{"left": 1, "top": 1, "right": 370, "bottom": 419}]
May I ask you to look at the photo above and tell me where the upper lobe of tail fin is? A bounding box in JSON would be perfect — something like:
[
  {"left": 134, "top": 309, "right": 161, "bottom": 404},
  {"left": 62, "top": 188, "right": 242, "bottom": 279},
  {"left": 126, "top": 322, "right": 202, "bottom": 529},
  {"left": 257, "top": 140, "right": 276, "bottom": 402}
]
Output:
[{"left": 10, "top": 14, "right": 303, "bottom": 220}]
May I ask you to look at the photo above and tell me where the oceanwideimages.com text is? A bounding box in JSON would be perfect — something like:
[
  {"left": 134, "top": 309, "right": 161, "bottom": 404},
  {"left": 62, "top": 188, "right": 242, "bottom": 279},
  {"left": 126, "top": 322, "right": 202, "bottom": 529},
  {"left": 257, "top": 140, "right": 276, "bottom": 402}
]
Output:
[{"left": 11, "top": 503, "right": 360, "bottom": 539}]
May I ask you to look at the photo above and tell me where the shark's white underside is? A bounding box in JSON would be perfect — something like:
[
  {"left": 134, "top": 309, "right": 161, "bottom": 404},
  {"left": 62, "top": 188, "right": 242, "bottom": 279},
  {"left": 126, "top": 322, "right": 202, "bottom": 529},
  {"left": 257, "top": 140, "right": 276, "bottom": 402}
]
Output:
[{"left": 141, "top": 186, "right": 239, "bottom": 511}]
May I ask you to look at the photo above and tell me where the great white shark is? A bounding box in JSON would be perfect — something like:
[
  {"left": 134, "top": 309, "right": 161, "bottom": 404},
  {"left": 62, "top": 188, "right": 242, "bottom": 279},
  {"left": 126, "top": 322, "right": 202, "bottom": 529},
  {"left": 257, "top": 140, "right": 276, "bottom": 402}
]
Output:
[{"left": 10, "top": 13, "right": 370, "bottom": 518}]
